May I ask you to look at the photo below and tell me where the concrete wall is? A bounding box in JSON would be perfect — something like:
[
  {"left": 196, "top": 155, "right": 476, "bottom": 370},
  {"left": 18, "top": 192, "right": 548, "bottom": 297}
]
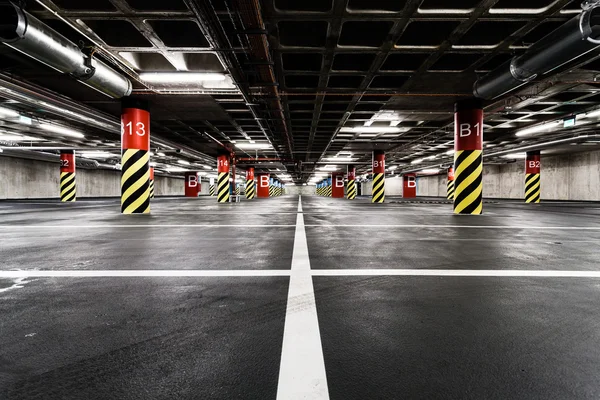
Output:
[
  {"left": 416, "top": 150, "right": 600, "bottom": 201},
  {"left": 0, "top": 156, "right": 184, "bottom": 199}
]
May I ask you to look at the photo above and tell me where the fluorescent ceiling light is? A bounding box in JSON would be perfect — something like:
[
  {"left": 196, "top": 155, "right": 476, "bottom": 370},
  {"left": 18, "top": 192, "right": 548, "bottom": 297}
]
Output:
[
  {"left": 202, "top": 165, "right": 212, "bottom": 169},
  {"left": 0, "top": 107, "right": 19, "bottom": 117},
  {"left": 445, "top": 150, "right": 454, "bottom": 155},
  {"left": 421, "top": 168, "right": 440, "bottom": 174},
  {"left": 324, "top": 157, "right": 355, "bottom": 162},
  {"left": 502, "top": 153, "right": 527, "bottom": 159},
  {"left": 177, "top": 160, "right": 190, "bottom": 165},
  {"left": 0, "top": 134, "right": 43, "bottom": 142},
  {"left": 166, "top": 166, "right": 189, "bottom": 172},
  {"left": 235, "top": 142, "right": 273, "bottom": 150},
  {"left": 388, "top": 166, "right": 398, "bottom": 170},
  {"left": 139, "top": 73, "right": 226, "bottom": 83},
  {"left": 157, "top": 152, "right": 166, "bottom": 157},
  {"left": 80, "top": 151, "right": 118, "bottom": 159},
  {"left": 40, "top": 124, "right": 85, "bottom": 138},
  {"left": 515, "top": 121, "right": 560, "bottom": 137},
  {"left": 411, "top": 158, "right": 423, "bottom": 164},
  {"left": 339, "top": 127, "right": 407, "bottom": 134}
]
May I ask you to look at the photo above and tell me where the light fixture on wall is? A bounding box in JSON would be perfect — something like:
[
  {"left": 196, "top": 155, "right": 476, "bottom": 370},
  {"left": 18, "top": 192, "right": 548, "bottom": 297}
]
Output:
[{"left": 40, "top": 124, "right": 85, "bottom": 138}]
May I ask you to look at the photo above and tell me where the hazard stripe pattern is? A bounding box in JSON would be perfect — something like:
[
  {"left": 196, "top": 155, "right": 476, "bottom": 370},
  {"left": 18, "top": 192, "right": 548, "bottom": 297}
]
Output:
[
  {"left": 447, "top": 179, "right": 455, "bottom": 200},
  {"left": 60, "top": 172, "right": 76, "bottom": 202},
  {"left": 209, "top": 185, "right": 215, "bottom": 196},
  {"left": 525, "top": 173, "right": 541, "bottom": 203},
  {"left": 372, "top": 173, "right": 385, "bottom": 203},
  {"left": 246, "top": 179, "right": 255, "bottom": 199},
  {"left": 218, "top": 172, "right": 230, "bottom": 203},
  {"left": 347, "top": 179, "right": 356, "bottom": 200},
  {"left": 453, "top": 150, "right": 483, "bottom": 215},
  {"left": 121, "top": 149, "right": 150, "bottom": 214},
  {"left": 149, "top": 179, "right": 155, "bottom": 198}
]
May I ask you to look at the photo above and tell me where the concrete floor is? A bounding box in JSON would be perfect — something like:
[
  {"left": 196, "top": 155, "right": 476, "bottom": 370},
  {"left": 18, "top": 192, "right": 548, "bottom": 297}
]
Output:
[{"left": 2, "top": 195, "right": 600, "bottom": 399}]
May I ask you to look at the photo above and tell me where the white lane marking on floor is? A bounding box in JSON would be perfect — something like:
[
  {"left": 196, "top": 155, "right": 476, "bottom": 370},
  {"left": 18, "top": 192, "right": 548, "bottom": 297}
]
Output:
[
  {"left": 303, "top": 224, "right": 600, "bottom": 230},
  {"left": 0, "top": 224, "right": 297, "bottom": 228},
  {"left": 277, "top": 195, "right": 329, "bottom": 400},
  {"left": 0, "top": 270, "right": 292, "bottom": 277},
  {"left": 312, "top": 269, "right": 600, "bottom": 277},
  {"left": 5, "top": 269, "right": 600, "bottom": 278}
]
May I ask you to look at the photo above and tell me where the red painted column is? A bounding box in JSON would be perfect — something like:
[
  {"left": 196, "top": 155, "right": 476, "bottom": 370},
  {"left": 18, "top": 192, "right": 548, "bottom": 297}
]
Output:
[
  {"left": 525, "top": 151, "right": 541, "bottom": 203},
  {"left": 331, "top": 172, "right": 345, "bottom": 198},
  {"left": 447, "top": 167, "right": 455, "bottom": 200},
  {"left": 149, "top": 167, "right": 155, "bottom": 198},
  {"left": 257, "top": 173, "right": 270, "bottom": 198},
  {"left": 185, "top": 172, "right": 201, "bottom": 197},
  {"left": 121, "top": 98, "right": 151, "bottom": 214},
  {"left": 60, "top": 150, "right": 76, "bottom": 202},
  {"left": 403, "top": 173, "right": 417, "bottom": 198},
  {"left": 347, "top": 166, "right": 356, "bottom": 199},
  {"left": 372, "top": 150, "right": 385, "bottom": 203},
  {"left": 217, "top": 154, "right": 230, "bottom": 203},
  {"left": 246, "top": 167, "right": 255, "bottom": 199},
  {"left": 454, "top": 99, "right": 483, "bottom": 214}
]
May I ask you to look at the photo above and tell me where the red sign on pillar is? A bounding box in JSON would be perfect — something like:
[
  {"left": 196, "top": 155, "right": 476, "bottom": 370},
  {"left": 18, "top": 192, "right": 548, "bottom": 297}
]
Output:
[
  {"left": 185, "top": 172, "right": 201, "bottom": 197},
  {"left": 60, "top": 151, "right": 75, "bottom": 174},
  {"left": 447, "top": 167, "right": 454, "bottom": 181},
  {"left": 454, "top": 108, "right": 483, "bottom": 152},
  {"left": 246, "top": 167, "right": 255, "bottom": 181},
  {"left": 332, "top": 172, "right": 345, "bottom": 198},
  {"left": 373, "top": 151, "right": 385, "bottom": 174},
  {"left": 403, "top": 173, "right": 417, "bottom": 198},
  {"left": 348, "top": 166, "right": 356, "bottom": 181},
  {"left": 149, "top": 167, "right": 155, "bottom": 181},
  {"left": 122, "top": 108, "right": 150, "bottom": 151},
  {"left": 257, "top": 173, "right": 270, "bottom": 198},
  {"left": 526, "top": 152, "right": 541, "bottom": 174}
]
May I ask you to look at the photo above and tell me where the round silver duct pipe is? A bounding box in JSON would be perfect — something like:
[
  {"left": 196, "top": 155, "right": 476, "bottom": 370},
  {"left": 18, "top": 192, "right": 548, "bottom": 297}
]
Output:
[
  {"left": 473, "top": 4, "right": 600, "bottom": 100},
  {"left": 0, "top": 2, "right": 132, "bottom": 98}
]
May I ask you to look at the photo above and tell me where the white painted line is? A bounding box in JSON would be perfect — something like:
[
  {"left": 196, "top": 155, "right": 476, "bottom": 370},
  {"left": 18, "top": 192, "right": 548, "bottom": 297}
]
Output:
[
  {"left": 304, "top": 224, "right": 600, "bottom": 230},
  {"left": 277, "top": 195, "right": 329, "bottom": 400},
  {"left": 0, "top": 224, "right": 297, "bottom": 228},
  {"left": 311, "top": 269, "right": 600, "bottom": 277},
  {"left": 0, "top": 270, "right": 292, "bottom": 278}
]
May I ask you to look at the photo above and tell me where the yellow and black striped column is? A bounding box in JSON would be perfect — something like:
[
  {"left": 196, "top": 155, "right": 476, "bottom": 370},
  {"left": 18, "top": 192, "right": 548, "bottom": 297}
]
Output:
[
  {"left": 326, "top": 177, "right": 332, "bottom": 197},
  {"left": 149, "top": 167, "right": 155, "bottom": 199},
  {"left": 453, "top": 99, "right": 483, "bottom": 215},
  {"left": 246, "top": 167, "right": 256, "bottom": 199},
  {"left": 347, "top": 166, "right": 356, "bottom": 200},
  {"left": 525, "top": 151, "right": 541, "bottom": 203},
  {"left": 269, "top": 178, "right": 275, "bottom": 197},
  {"left": 121, "top": 99, "right": 150, "bottom": 214},
  {"left": 372, "top": 150, "right": 385, "bottom": 203},
  {"left": 60, "top": 151, "right": 76, "bottom": 202},
  {"left": 217, "top": 154, "right": 230, "bottom": 203},
  {"left": 447, "top": 167, "right": 455, "bottom": 200}
]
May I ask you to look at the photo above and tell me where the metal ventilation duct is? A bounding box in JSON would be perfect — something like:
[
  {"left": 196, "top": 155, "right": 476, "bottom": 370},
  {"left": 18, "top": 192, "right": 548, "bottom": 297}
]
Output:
[
  {"left": 0, "top": 2, "right": 132, "bottom": 98},
  {"left": 473, "top": 4, "right": 600, "bottom": 100}
]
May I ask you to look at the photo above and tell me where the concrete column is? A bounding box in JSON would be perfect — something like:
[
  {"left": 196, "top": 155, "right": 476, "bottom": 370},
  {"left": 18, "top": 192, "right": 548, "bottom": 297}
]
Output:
[
  {"left": 453, "top": 99, "right": 483, "bottom": 215},
  {"left": 447, "top": 167, "right": 455, "bottom": 200},
  {"left": 525, "top": 151, "right": 541, "bottom": 203},
  {"left": 149, "top": 167, "right": 155, "bottom": 199},
  {"left": 347, "top": 165, "right": 356, "bottom": 200},
  {"left": 217, "top": 154, "right": 230, "bottom": 203},
  {"left": 403, "top": 173, "right": 416, "bottom": 198},
  {"left": 60, "top": 150, "right": 76, "bottom": 202},
  {"left": 121, "top": 98, "right": 150, "bottom": 214},
  {"left": 326, "top": 176, "right": 332, "bottom": 197},
  {"left": 332, "top": 172, "right": 344, "bottom": 198},
  {"left": 372, "top": 150, "right": 385, "bottom": 203},
  {"left": 245, "top": 167, "right": 255, "bottom": 199},
  {"left": 185, "top": 172, "right": 201, "bottom": 197},
  {"left": 209, "top": 177, "right": 215, "bottom": 196},
  {"left": 257, "top": 173, "right": 270, "bottom": 198}
]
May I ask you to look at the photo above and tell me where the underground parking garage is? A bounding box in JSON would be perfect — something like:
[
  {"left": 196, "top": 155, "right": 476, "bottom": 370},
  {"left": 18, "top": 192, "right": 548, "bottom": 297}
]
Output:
[{"left": 3, "top": 0, "right": 600, "bottom": 398}]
